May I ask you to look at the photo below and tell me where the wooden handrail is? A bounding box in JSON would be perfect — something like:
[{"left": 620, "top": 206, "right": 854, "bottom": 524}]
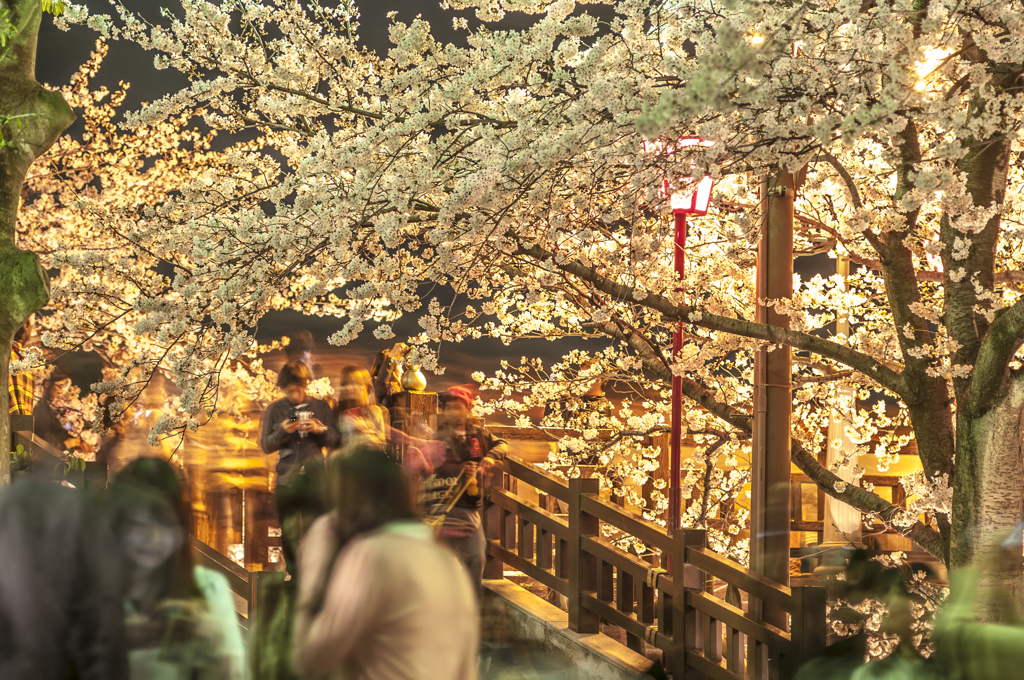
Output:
[
  {"left": 488, "top": 541, "right": 569, "bottom": 595},
  {"left": 189, "top": 536, "right": 255, "bottom": 627},
  {"left": 489, "top": 487, "right": 569, "bottom": 538},
  {"left": 579, "top": 492, "right": 673, "bottom": 553},
  {"left": 686, "top": 546, "right": 794, "bottom": 613},
  {"left": 582, "top": 535, "right": 672, "bottom": 591},
  {"left": 497, "top": 455, "right": 569, "bottom": 501},
  {"left": 687, "top": 590, "right": 792, "bottom": 651},
  {"left": 484, "top": 454, "right": 827, "bottom": 679}
]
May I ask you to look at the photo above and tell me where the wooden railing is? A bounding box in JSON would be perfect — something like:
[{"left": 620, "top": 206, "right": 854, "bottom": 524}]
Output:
[
  {"left": 484, "top": 455, "right": 827, "bottom": 679},
  {"left": 189, "top": 536, "right": 266, "bottom": 633}
]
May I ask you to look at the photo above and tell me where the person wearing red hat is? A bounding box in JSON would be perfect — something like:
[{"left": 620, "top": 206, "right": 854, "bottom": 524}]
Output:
[{"left": 424, "top": 387, "right": 507, "bottom": 590}]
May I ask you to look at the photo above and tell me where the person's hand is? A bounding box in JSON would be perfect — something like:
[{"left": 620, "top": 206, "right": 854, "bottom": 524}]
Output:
[
  {"left": 479, "top": 456, "right": 495, "bottom": 475},
  {"left": 300, "top": 417, "right": 327, "bottom": 434},
  {"left": 125, "top": 612, "right": 164, "bottom": 649},
  {"left": 387, "top": 342, "right": 409, "bottom": 360},
  {"left": 281, "top": 419, "right": 303, "bottom": 433}
]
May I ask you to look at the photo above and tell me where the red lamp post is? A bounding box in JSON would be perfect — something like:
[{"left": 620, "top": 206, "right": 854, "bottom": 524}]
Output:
[{"left": 663, "top": 138, "right": 714, "bottom": 533}]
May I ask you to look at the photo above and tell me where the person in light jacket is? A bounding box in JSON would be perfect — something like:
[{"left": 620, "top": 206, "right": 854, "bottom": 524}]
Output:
[{"left": 293, "top": 447, "right": 478, "bottom": 680}]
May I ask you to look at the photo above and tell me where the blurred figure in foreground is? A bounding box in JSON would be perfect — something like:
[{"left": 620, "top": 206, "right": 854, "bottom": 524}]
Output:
[
  {"left": 109, "top": 457, "right": 245, "bottom": 680},
  {"left": 335, "top": 366, "right": 389, "bottom": 453},
  {"left": 426, "top": 387, "right": 507, "bottom": 590},
  {"left": 795, "top": 550, "right": 941, "bottom": 680},
  {"left": 0, "top": 480, "right": 128, "bottom": 680},
  {"left": 260, "top": 361, "right": 339, "bottom": 573},
  {"left": 928, "top": 528, "right": 1024, "bottom": 680},
  {"left": 293, "top": 447, "right": 478, "bottom": 680}
]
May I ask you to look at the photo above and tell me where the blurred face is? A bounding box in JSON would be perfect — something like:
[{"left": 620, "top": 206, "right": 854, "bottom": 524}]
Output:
[
  {"left": 283, "top": 383, "right": 308, "bottom": 404},
  {"left": 48, "top": 377, "right": 72, "bottom": 399},
  {"left": 444, "top": 400, "right": 470, "bottom": 421},
  {"left": 120, "top": 506, "right": 183, "bottom": 570},
  {"left": 342, "top": 370, "right": 371, "bottom": 407}
]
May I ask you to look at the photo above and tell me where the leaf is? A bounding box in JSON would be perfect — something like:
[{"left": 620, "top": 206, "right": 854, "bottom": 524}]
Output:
[{"left": 41, "top": 0, "right": 65, "bottom": 17}]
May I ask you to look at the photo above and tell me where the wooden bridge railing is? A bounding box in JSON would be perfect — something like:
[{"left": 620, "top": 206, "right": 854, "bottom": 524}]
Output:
[{"left": 485, "top": 455, "right": 827, "bottom": 680}]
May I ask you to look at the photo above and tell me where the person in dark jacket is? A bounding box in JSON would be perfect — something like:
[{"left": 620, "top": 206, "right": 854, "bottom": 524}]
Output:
[
  {"left": 259, "top": 361, "right": 339, "bottom": 573},
  {"left": 426, "top": 387, "right": 507, "bottom": 589},
  {"left": 0, "top": 480, "right": 129, "bottom": 680}
]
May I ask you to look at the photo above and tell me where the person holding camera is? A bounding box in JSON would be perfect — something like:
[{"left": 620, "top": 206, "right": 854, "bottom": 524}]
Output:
[{"left": 259, "top": 361, "right": 340, "bottom": 573}]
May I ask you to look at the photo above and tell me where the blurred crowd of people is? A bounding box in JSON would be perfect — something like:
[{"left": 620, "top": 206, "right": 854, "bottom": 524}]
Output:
[{"left": 3, "top": 329, "right": 509, "bottom": 680}]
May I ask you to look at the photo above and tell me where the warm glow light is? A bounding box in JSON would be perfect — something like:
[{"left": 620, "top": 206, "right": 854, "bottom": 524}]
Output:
[
  {"left": 751, "top": 34, "right": 765, "bottom": 45},
  {"left": 914, "top": 47, "right": 950, "bottom": 90},
  {"left": 642, "top": 137, "right": 715, "bottom": 215}
]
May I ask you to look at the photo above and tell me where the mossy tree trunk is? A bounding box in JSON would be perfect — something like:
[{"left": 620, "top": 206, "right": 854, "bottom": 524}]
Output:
[{"left": 0, "top": 0, "right": 76, "bottom": 486}]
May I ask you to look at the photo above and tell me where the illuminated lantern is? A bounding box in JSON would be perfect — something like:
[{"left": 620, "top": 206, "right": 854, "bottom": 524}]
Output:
[{"left": 667, "top": 137, "right": 715, "bottom": 215}]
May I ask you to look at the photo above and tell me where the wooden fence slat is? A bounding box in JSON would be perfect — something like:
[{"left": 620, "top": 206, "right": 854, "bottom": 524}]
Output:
[
  {"left": 518, "top": 518, "right": 535, "bottom": 561},
  {"left": 598, "top": 560, "right": 614, "bottom": 603},
  {"left": 724, "top": 585, "right": 745, "bottom": 674}
]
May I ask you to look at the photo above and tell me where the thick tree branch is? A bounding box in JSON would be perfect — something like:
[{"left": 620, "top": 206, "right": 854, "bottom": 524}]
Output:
[
  {"left": 516, "top": 240, "right": 908, "bottom": 398},
  {"left": 965, "top": 295, "right": 1024, "bottom": 415}
]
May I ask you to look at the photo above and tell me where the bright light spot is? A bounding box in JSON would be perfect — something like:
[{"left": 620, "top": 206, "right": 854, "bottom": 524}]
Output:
[
  {"left": 915, "top": 47, "right": 950, "bottom": 78},
  {"left": 915, "top": 81, "right": 927, "bottom": 91},
  {"left": 751, "top": 34, "right": 765, "bottom": 45}
]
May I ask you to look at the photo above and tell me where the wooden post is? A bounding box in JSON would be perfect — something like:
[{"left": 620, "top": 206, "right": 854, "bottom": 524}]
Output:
[
  {"left": 389, "top": 391, "right": 437, "bottom": 440},
  {"left": 672, "top": 528, "right": 707, "bottom": 679},
  {"left": 787, "top": 583, "right": 827, "bottom": 677},
  {"left": 483, "top": 470, "right": 504, "bottom": 579},
  {"left": 568, "top": 477, "right": 600, "bottom": 634},
  {"left": 751, "top": 169, "right": 795, "bottom": 629}
]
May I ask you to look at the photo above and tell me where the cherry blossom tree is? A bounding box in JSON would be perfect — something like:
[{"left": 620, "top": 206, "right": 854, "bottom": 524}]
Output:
[
  {"left": 53, "top": 0, "right": 1024, "bottom": 618},
  {"left": 15, "top": 38, "right": 347, "bottom": 440}
]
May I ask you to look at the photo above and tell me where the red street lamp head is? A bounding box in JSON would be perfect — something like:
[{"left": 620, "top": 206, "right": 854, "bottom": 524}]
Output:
[
  {"left": 643, "top": 136, "right": 716, "bottom": 215},
  {"left": 668, "top": 137, "right": 714, "bottom": 215}
]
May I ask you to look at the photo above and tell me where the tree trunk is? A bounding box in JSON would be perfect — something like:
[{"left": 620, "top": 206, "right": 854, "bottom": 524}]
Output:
[
  {"left": 0, "top": 0, "right": 76, "bottom": 486},
  {"left": 952, "top": 377, "right": 1024, "bottom": 621}
]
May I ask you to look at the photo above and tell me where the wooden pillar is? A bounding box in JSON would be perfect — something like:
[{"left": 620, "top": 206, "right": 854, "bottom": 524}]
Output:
[
  {"left": 568, "top": 477, "right": 600, "bottom": 634},
  {"left": 816, "top": 253, "right": 865, "bottom": 572},
  {"left": 751, "top": 170, "right": 795, "bottom": 627},
  {"left": 390, "top": 391, "right": 437, "bottom": 435}
]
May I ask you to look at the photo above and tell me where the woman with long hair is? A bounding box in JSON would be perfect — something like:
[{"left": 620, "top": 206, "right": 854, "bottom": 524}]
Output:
[
  {"left": 334, "top": 366, "right": 389, "bottom": 453},
  {"left": 109, "top": 457, "right": 245, "bottom": 680},
  {"left": 293, "top": 447, "right": 477, "bottom": 680},
  {"left": 332, "top": 365, "right": 441, "bottom": 475}
]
